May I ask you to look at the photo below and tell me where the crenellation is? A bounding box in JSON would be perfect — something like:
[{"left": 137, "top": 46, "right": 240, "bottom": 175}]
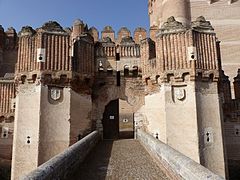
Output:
[
  {"left": 16, "top": 24, "right": 72, "bottom": 76},
  {"left": 72, "top": 19, "right": 85, "bottom": 40},
  {"left": 0, "top": 2, "right": 238, "bottom": 178},
  {"left": 134, "top": 27, "right": 147, "bottom": 44},
  {"left": 101, "top": 26, "right": 115, "bottom": 42},
  {"left": 117, "top": 27, "right": 131, "bottom": 44},
  {"left": 89, "top": 27, "right": 99, "bottom": 42}
]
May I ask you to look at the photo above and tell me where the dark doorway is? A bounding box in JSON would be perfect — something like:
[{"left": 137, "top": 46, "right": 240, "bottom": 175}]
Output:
[{"left": 102, "top": 99, "right": 119, "bottom": 139}]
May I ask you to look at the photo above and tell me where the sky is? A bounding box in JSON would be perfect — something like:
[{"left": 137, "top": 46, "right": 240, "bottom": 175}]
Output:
[{"left": 0, "top": 0, "right": 149, "bottom": 34}]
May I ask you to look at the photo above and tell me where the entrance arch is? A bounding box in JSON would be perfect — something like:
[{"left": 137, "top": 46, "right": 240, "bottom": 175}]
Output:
[
  {"left": 102, "top": 99, "right": 119, "bottom": 139},
  {"left": 92, "top": 78, "right": 144, "bottom": 139}
]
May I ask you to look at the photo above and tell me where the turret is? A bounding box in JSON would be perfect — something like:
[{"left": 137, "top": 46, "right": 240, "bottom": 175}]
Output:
[
  {"left": 72, "top": 19, "right": 85, "bottom": 40},
  {"left": 148, "top": 16, "right": 227, "bottom": 177}
]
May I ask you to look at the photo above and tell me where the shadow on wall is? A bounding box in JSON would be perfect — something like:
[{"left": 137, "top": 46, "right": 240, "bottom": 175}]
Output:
[
  {"left": 67, "top": 140, "right": 113, "bottom": 180},
  {"left": 228, "top": 160, "right": 240, "bottom": 180},
  {"left": 0, "top": 158, "right": 11, "bottom": 180}
]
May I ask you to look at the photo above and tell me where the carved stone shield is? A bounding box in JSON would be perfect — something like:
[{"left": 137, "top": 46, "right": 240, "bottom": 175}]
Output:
[
  {"left": 50, "top": 88, "right": 61, "bottom": 101},
  {"left": 175, "top": 89, "right": 185, "bottom": 100}
]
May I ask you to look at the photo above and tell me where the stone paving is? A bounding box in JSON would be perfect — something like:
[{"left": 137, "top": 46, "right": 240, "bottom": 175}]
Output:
[{"left": 69, "top": 139, "right": 169, "bottom": 180}]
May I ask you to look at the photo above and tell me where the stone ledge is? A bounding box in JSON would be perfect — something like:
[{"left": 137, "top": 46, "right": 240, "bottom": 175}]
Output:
[
  {"left": 21, "top": 131, "right": 100, "bottom": 180},
  {"left": 137, "top": 129, "right": 224, "bottom": 180}
]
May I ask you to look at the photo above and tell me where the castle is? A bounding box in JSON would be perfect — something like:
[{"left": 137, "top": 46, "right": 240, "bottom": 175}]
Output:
[{"left": 0, "top": 0, "right": 240, "bottom": 179}]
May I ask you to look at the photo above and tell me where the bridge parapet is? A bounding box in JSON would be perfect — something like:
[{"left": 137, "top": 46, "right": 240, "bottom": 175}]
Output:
[
  {"left": 22, "top": 131, "right": 100, "bottom": 180},
  {"left": 137, "top": 129, "right": 224, "bottom": 180}
]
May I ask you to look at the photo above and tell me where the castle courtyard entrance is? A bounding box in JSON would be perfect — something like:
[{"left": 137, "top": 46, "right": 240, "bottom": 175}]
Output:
[
  {"left": 102, "top": 99, "right": 134, "bottom": 139},
  {"left": 102, "top": 99, "right": 120, "bottom": 139}
]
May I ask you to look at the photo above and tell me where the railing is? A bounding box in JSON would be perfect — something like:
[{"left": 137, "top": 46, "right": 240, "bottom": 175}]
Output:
[
  {"left": 22, "top": 131, "right": 100, "bottom": 180},
  {"left": 137, "top": 129, "right": 224, "bottom": 180}
]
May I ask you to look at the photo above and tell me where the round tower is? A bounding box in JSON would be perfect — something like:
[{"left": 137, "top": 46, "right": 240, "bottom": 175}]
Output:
[{"left": 161, "top": 0, "right": 191, "bottom": 27}]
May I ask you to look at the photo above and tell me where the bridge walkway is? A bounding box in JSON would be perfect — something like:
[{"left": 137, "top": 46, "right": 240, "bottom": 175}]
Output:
[{"left": 69, "top": 139, "right": 169, "bottom": 180}]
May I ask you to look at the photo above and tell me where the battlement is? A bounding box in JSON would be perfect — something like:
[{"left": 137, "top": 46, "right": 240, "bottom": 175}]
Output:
[
  {"left": 92, "top": 26, "right": 147, "bottom": 45},
  {"left": 15, "top": 21, "right": 96, "bottom": 85},
  {"left": 143, "top": 17, "right": 220, "bottom": 83},
  {"left": 0, "top": 26, "right": 18, "bottom": 50}
]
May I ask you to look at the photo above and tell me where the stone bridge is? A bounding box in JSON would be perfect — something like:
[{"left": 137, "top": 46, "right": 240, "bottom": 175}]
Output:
[{"left": 22, "top": 130, "right": 224, "bottom": 180}]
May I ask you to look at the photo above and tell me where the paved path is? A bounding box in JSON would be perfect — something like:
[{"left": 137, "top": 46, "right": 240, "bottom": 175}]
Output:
[{"left": 69, "top": 139, "right": 169, "bottom": 180}]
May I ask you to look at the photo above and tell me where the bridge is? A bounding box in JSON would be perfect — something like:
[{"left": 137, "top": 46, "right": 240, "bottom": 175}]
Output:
[{"left": 21, "top": 130, "right": 224, "bottom": 180}]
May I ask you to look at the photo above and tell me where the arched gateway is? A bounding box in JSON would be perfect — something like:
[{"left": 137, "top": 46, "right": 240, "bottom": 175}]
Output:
[{"left": 91, "top": 76, "right": 144, "bottom": 139}]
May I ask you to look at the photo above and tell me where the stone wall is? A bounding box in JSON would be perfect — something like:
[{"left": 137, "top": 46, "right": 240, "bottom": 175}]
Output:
[
  {"left": 11, "top": 83, "right": 93, "bottom": 179},
  {"left": 0, "top": 80, "right": 15, "bottom": 160},
  {"left": 22, "top": 131, "right": 100, "bottom": 180},
  {"left": 224, "top": 121, "right": 240, "bottom": 160},
  {"left": 137, "top": 129, "right": 224, "bottom": 180},
  {"left": 38, "top": 86, "right": 71, "bottom": 165},
  {"left": 11, "top": 83, "right": 42, "bottom": 180}
]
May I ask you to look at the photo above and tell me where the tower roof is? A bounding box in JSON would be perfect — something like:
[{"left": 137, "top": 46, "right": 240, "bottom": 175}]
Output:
[
  {"left": 74, "top": 19, "right": 84, "bottom": 25},
  {"left": 40, "top": 21, "right": 65, "bottom": 33}
]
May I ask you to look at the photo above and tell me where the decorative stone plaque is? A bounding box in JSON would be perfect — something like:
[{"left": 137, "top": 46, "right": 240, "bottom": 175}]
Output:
[
  {"left": 50, "top": 88, "right": 61, "bottom": 101},
  {"left": 175, "top": 89, "right": 186, "bottom": 100},
  {"left": 172, "top": 86, "right": 187, "bottom": 103}
]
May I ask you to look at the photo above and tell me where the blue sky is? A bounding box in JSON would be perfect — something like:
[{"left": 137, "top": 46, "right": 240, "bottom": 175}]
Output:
[{"left": 0, "top": 0, "right": 149, "bottom": 34}]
